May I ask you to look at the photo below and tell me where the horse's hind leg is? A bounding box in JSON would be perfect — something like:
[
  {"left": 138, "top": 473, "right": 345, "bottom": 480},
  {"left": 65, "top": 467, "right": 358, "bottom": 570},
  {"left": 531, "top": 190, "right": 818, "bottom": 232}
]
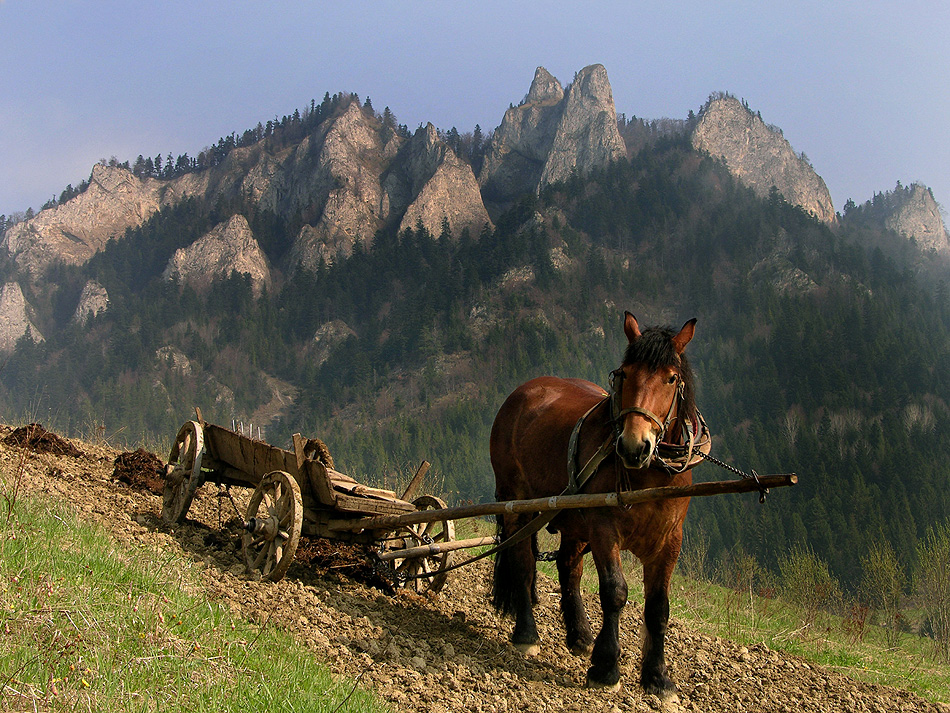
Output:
[
  {"left": 557, "top": 536, "right": 594, "bottom": 655},
  {"left": 492, "top": 513, "right": 540, "bottom": 656},
  {"left": 586, "top": 542, "right": 627, "bottom": 691}
]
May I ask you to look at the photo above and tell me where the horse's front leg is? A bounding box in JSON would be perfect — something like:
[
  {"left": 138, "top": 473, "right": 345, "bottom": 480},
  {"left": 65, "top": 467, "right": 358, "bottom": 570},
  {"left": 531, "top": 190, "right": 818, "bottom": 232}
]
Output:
[
  {"left": 557, "top": 537, "right": 594, "bottom": 655},
  {"left": 586, "top": 542, "right": 627, "bottom": 691},
  {"left": 640, "top": 549, "right": 680, "bottom": 698}
]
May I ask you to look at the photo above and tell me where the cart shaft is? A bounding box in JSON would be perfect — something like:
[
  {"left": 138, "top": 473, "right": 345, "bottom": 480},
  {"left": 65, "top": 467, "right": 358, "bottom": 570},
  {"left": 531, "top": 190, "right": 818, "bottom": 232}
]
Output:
[{"left": 328, "top": 473, "right": 797, "bottom": 533}]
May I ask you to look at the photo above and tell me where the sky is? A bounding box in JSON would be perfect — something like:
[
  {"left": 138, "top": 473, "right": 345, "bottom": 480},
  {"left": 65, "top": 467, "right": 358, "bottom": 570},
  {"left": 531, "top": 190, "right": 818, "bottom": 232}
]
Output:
[{"left": 1, "top": 1, "right": 948, "bottom": 220}]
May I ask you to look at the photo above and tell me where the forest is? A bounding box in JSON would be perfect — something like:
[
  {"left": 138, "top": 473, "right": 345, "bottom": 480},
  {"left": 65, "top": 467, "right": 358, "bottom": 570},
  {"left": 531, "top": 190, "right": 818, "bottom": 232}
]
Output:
[{"left": 1, "top": 120, "right": 949, "bottom": 596}]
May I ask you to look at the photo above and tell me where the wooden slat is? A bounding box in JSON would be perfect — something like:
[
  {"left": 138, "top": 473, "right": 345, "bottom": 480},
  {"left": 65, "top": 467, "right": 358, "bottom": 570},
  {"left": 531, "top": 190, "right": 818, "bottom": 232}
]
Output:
[
  {"left": 400, "top": 460, "right": 429, "bottom": 502},
  {"left": 333, "top": 492, "right": 417, "bottom": 516}
]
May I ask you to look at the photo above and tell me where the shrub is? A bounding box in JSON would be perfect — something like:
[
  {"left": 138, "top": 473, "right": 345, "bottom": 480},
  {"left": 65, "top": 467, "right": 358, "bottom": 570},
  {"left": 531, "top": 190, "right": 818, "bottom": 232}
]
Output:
[{"left": 914, "top": 521, "right": 950, "bottom": 661}]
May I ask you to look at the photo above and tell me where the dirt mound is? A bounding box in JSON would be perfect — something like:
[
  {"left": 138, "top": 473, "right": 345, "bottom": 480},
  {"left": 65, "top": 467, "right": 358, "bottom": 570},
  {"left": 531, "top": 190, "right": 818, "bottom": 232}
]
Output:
[
  {"left": 293, "top": 538, "right": 397, "bottom": 593},
  {"left": 112, "top": 448, "right": 164, "bottom": 494},
  {"left": 0, "top": 425, "right": 946, "bottom": 713},
  {"left": 2, "top": 423, "right": 83, "bottom": 457}
]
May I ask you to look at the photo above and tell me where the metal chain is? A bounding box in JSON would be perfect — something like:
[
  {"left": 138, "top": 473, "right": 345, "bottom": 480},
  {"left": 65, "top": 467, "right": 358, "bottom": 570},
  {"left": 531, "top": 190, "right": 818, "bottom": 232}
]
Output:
[
  {"left": 216, "top": 483, "right": 247, "bottom": 524},
  {"left": 698, "top": 451, "right": 769, "bottom": 503}
]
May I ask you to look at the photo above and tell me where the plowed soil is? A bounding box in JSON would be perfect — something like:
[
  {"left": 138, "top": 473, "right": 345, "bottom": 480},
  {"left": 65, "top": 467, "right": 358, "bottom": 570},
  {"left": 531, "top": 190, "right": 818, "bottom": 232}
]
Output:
[{"left": 0, "top": 423, "right": 946, "bottom": 713}]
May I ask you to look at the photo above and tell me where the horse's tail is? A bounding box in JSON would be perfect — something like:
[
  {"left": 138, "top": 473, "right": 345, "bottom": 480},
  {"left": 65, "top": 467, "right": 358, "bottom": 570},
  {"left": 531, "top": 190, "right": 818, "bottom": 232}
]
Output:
[{"left": 491, "top": 514, "right": 539, "bottom": 615}]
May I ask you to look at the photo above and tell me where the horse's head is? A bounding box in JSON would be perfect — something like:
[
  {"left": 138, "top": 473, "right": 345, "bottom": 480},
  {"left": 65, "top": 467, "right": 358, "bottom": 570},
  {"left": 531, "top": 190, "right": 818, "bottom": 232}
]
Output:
[{"left": 612, "top": 312, "right": 697, "bottom": 470}]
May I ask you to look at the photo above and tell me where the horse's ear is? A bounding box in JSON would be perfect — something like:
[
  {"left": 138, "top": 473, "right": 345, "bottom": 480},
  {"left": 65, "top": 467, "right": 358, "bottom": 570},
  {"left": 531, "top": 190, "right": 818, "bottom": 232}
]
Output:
[
  {"left": 672, "top": 318, "right": 697, "bottom": 354},
  {"left": 623, "top": 311, "right": 641, "bottom": 343}
]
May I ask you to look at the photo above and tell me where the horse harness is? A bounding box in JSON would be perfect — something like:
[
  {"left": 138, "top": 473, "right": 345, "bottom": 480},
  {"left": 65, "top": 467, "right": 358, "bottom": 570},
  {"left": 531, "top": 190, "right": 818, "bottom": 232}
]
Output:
[{"left": 568, "top": 367, "right": 710, "bottom": 491}]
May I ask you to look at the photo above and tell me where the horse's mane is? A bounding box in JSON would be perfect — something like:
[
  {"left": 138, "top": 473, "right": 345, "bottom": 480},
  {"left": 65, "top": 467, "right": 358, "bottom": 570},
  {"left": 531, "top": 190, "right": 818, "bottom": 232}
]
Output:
[{"left": 622, "top": 325, "right": 697, "bottom": 422}]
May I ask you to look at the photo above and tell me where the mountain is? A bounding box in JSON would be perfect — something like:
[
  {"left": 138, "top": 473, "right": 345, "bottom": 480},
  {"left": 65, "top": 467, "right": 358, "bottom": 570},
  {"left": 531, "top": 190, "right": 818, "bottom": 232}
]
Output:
[
  {"left": 691, "top": 94, "right": 836, "bottom": 223},
  {"left": 2, "top": 164, "right": 167, "bottom": 276},
  {"left": 2, "top": 96, "right": 492, "bottom": 279},
  {"left": 479, "top": 64, "right": 626, "bottom": 208},
  {"left": 0, "top": 65, "right": 948, "bottom": 591},
  {"left": 850, "top": 182, "right": 950, "bottom": 255}
]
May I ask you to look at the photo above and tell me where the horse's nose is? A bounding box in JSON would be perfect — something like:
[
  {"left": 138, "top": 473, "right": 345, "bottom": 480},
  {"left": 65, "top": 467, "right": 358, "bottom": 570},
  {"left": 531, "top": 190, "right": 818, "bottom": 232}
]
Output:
[{"left": 618, "top": 432, "right": 655, "bottom": 469}]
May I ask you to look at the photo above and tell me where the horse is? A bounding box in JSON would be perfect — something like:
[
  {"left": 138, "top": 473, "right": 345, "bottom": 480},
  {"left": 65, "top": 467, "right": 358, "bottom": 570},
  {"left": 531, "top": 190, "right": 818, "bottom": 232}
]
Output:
[{"left": 489, "top": 312, "right": 705, "bottom": 697}]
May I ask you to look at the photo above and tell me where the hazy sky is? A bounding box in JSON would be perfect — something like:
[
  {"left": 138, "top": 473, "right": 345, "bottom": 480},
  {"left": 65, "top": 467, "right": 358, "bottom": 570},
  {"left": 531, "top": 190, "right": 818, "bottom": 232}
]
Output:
[{"left": 2, "top": 1, "right": 948, "bottom": 219}]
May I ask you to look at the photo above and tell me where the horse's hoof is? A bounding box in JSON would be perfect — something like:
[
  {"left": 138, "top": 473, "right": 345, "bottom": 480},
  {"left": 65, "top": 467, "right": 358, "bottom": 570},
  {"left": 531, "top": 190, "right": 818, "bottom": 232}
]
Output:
[
  {"left": 651, "top": 691, "right": 680, "bottom": 705},
  {"left": 585, "top": 674, "right": 621, "bottom": 692},
  {"left": 513, "top": 642, "right": 541, "bottom": 657},
  {"left": 643, "top": 680, "right": 680, "bottom": 705},
  {"left": 569, "top": 642, "right": 593, "bottom": 656}
]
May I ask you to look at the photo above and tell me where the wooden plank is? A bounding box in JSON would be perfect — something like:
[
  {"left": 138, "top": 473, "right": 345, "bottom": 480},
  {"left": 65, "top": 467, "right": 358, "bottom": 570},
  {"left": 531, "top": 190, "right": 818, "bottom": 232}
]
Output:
[
  {"left": 400, "top": 460, "right": 430, "bottom": 502},
  {"left": 204, "top": 423, "right": 294, "bottom": 479},
  {"left": 327, "top": 473, "right": 798, "bottom": 533},
  {"left": 333, "top": 492, "right": 417, "bottom": 516}
]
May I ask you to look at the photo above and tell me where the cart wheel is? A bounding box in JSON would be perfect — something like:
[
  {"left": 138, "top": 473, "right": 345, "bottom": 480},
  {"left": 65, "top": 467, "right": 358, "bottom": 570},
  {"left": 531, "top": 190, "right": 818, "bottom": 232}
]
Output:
[
  {"left": 162, "top": 421, "right": 205, "bottom": 524},
  {"left": 242, "top": 470, "right": 303, "bottom": 582},
  {"left": 392, "top": 495, "right": 455, "bottom": 594}
]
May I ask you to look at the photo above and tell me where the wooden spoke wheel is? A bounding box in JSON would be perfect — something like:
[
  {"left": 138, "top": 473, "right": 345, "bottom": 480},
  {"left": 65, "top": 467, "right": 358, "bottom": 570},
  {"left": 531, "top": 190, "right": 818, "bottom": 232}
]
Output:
[
  {"left": 162, "top": 421, "right": 205, "bottom": 524},
  {"left": 242, "top": 470, "right": 303, "bottom": 582},
  {"left": 391, "top": 495, "right": 455, "bottom": 594}
]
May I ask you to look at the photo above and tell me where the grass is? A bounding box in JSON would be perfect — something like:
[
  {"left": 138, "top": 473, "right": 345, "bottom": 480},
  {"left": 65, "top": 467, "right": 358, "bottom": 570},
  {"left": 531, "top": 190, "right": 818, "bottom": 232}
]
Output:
[
  {"left": 670, "top": 571, "right": 950, "bottom": 704},
  {"left": 0, "top": 482, "right": 387, "bottom": 712}
]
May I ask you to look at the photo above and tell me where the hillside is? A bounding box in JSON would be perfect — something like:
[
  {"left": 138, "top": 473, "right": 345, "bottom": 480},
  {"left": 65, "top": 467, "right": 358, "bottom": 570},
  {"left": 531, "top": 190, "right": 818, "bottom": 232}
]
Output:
[
  {"left": 0, "top": 65, "right": 949, "bottom": 598},
  {"left": 2, "top": 425, "right": 947, "bottom": 711}
]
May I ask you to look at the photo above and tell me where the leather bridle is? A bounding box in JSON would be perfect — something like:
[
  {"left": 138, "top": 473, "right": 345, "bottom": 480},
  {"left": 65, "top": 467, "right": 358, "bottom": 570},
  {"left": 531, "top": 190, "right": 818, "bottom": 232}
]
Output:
[{"left": 608, "top": 366, "right": 682, "bottom": 444}]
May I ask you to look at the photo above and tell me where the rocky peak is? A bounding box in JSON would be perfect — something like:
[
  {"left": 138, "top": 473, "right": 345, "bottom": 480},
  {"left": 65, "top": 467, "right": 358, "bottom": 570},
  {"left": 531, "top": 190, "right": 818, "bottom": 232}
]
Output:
[
  {"left": 162, "top": 214, "right": 272, "bottom": 297},
  {"left": 539, "top": 64, "right": 626, "bottom": 187},
  {"left": 882, "top": 183, "right": 950, "bottom": 254},
  {"left": 479, "top": 64, "right": 625, "bottom": 205},
  {"left": 691, "top": 95, "right": 835, "bottom": 223},
  {"left": 525, "top": 67, "right": 564, "bottom": 104},
  {"left": 403, "top": 123, "right": 448, "bottom": 196},
  {"left": 396, "top": 125, "right": 491, "bottom": 238},
  {"left": 72, "top": 280, "right": 109, "bottom": 325},
  {"left": 0, "top": 282, "right": 43, "bottom": 352},
  {"left": 2, "top": 164, "right": 164, "bottom": 275}
]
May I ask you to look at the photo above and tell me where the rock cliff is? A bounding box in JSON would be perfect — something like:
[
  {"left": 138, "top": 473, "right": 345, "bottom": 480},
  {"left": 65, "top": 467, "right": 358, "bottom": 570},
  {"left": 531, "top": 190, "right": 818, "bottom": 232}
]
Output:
[
  {"left": 882, "top": 183, "right": 950, "bottom": 255},
  {"left": 72, "top": 280, "right": 110, "bottom": 325},
  {"left": 162, "top": 214, "right": 273, "bottom": 296},
  {"left": 479, "top": 65, "right": 625, "bottom": 205},
  {"left": 2, "top": 164, "right": 166, "bottom": 275},
  {"left": 395, "top": 124, "right": 492, "bottom": 238},
  {"left": 539, "top": 64, "right": 627, "bottom": 187},
  {"left": 0, "top": 282, "right": 43, "bottom": 352},
  {"left": 289, "top": 115, "right": 489, "bottom": 272},
  {"left": 691, "top": 96, "right": 836, "bottom": 223}
]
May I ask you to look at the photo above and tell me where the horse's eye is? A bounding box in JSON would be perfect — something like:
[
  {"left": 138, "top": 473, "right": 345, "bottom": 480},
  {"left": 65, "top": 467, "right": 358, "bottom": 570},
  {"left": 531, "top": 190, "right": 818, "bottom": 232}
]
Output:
[{"left": 668, "top": 374, "right": 678, "bottom": 385}]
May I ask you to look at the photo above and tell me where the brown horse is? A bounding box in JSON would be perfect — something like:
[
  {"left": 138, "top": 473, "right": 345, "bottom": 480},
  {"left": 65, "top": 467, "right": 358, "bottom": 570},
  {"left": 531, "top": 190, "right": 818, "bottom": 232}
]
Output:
[{"left": 490, "top": 312, "right": 703, "bottom": 697}]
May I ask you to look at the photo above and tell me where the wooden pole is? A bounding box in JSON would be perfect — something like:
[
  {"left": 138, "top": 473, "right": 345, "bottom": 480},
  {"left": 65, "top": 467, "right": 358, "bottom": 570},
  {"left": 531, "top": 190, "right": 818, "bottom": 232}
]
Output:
[
  {"left": 327, "top": 473, "right": 797, "bottom": 533},
  {"left": 376, "top": 536, "right": 498, "bottom": 562}
]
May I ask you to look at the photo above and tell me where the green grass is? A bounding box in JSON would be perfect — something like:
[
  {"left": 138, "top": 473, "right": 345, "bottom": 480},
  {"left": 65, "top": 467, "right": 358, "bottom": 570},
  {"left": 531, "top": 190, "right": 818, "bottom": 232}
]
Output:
[
  {"left": 670, "top": 572, "right": 950, "bottom": 703},
  {"left": 0, "top": 485, "right": 387, "bottom": 713}
]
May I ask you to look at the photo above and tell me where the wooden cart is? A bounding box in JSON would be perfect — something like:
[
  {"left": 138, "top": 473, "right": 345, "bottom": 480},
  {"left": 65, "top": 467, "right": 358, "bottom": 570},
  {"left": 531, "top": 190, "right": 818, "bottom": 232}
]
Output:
[
  {"left": 161, "top": 411, "right": 487, "bottom": 590},
  {"left": 162, "top": 411, "right": 796, "bottom": 592}
]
